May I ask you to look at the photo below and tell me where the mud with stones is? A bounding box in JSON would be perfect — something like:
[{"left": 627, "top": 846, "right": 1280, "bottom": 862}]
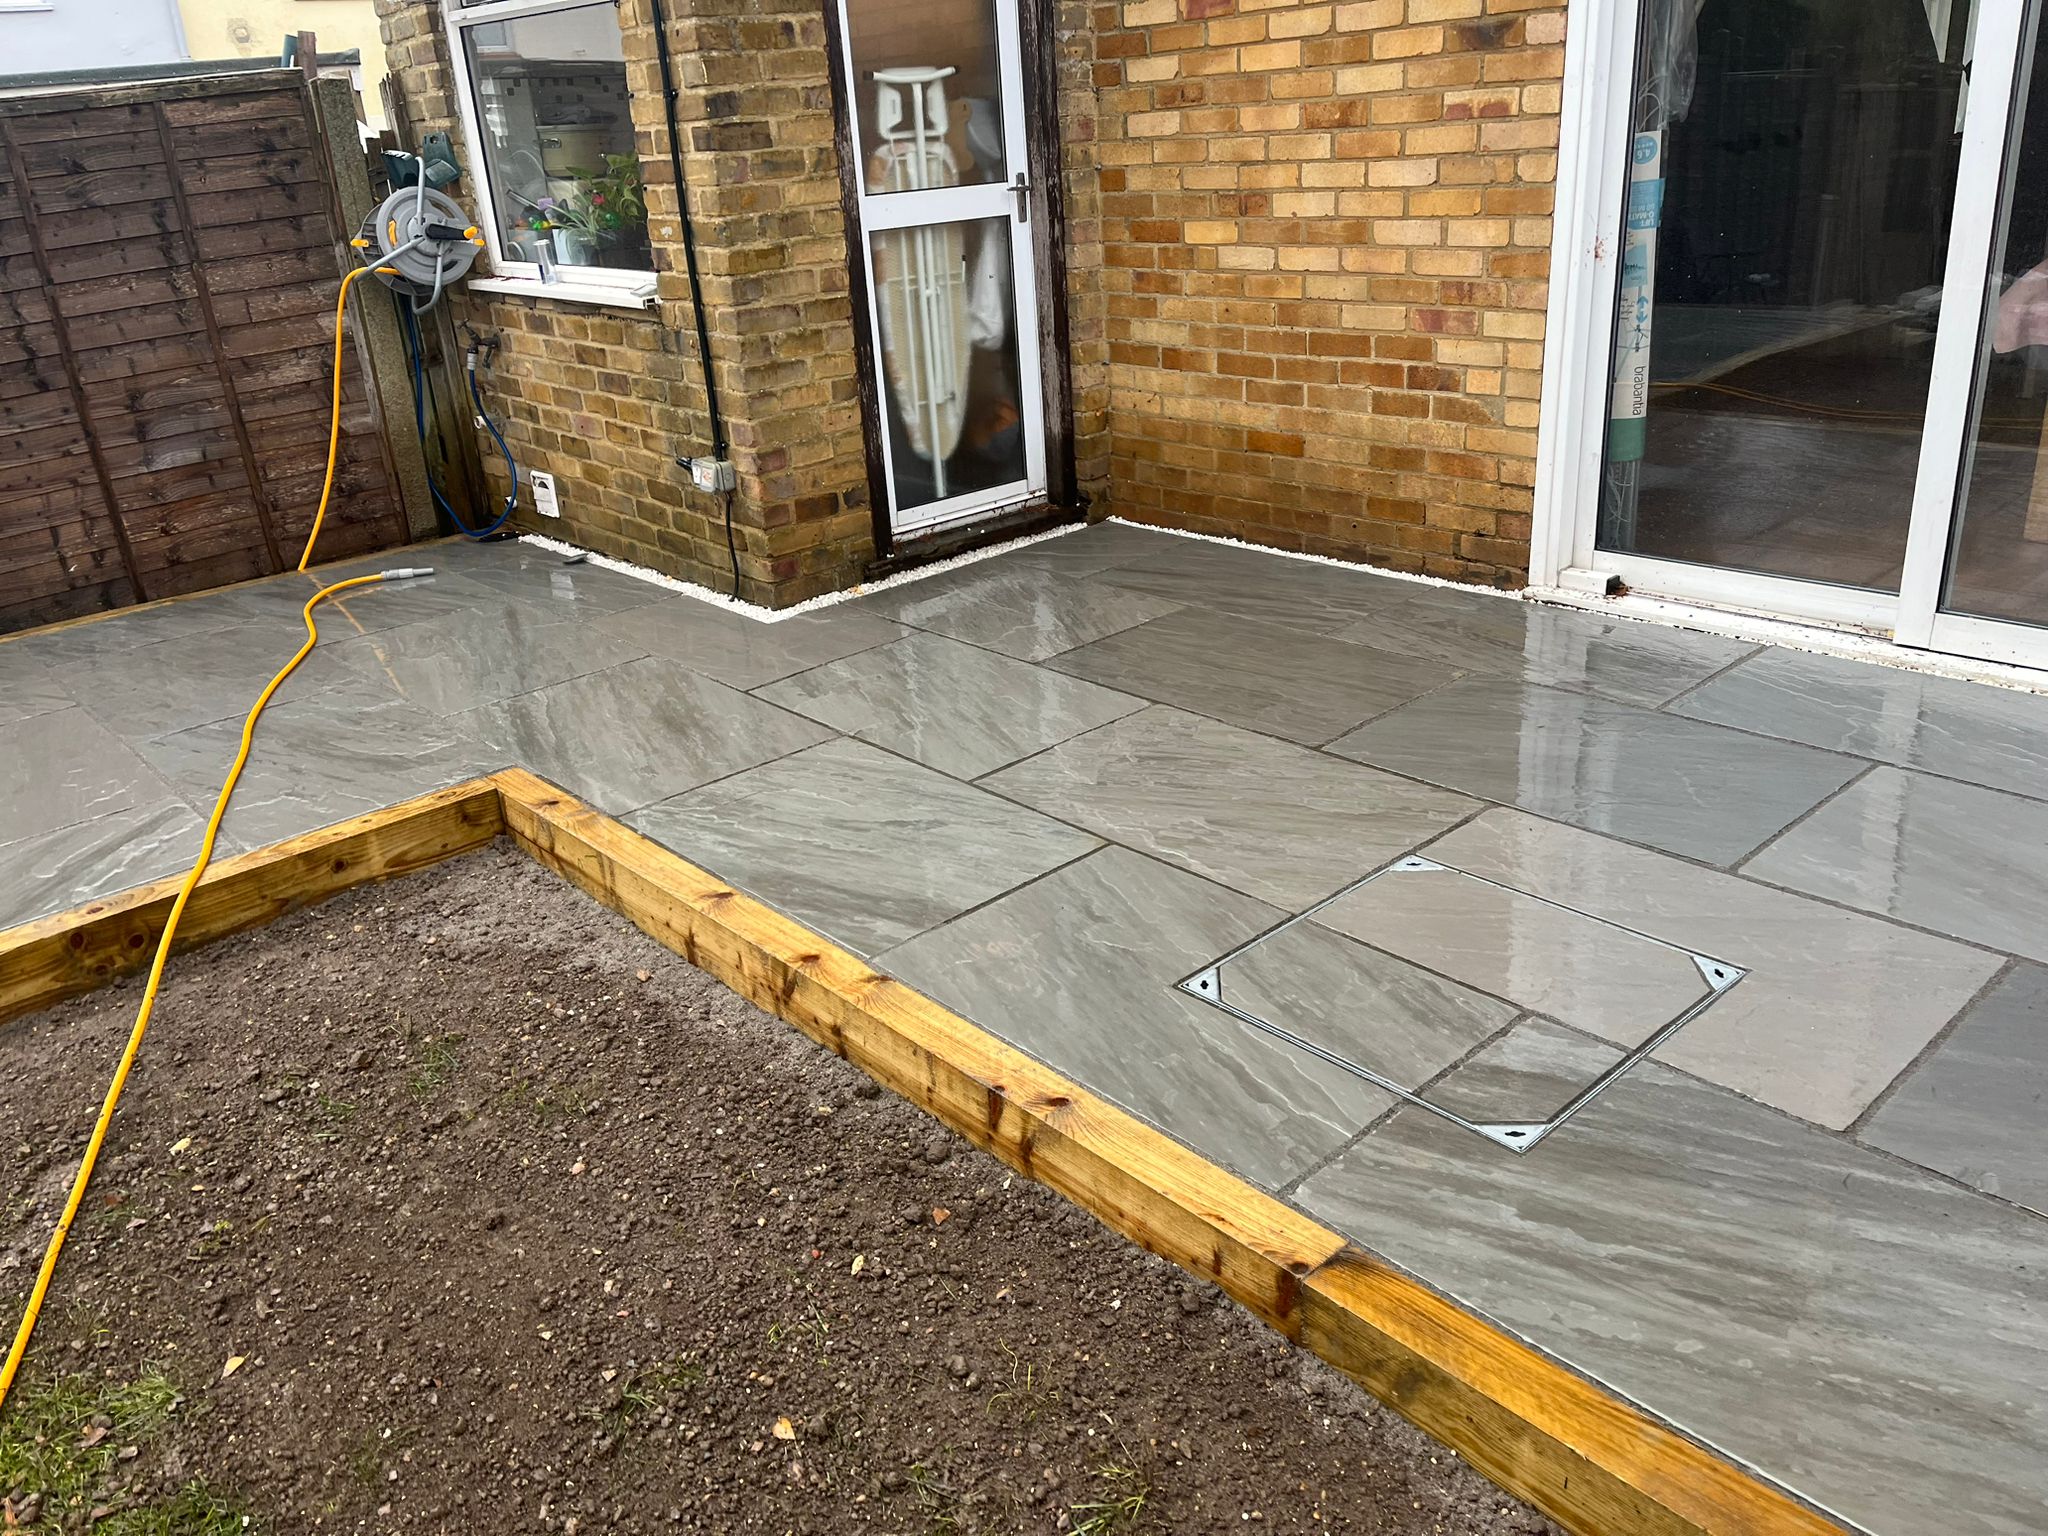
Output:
[{"left": 1, "top": 843, "right": 1559, "bottom": 1534}]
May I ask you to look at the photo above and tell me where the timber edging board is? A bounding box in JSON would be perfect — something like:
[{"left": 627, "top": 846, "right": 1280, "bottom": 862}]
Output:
[
  {"left": 0, "top": 768, "right": 1845, "bottom": 1536},
  {"left": 0, "top": 777, "right": 502, "bottom": 1026}
]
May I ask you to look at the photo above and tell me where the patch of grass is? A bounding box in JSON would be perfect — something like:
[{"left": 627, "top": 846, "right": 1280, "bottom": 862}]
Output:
[
  {"left": 903, "top": 1459, "right": 961, "bottom": 1535},
  {"left": 87, "top": 1193, "right": 135, "bottom": 1236},
  {"left": 340, "top": 1424, "right": 415, "bottom": 1490},
  {"left": 490, "top": 1075, "right": 594, "bottom": 1124},
  {"left": 98, "top": 1481, "right": 246, "bottom": 1536},
  {"left": 984, "top": 1342, "right": 1052, "bottom": 1428},
  {"left": 404, "top": 1037, "right": 463, "bottom": 1102},
  {"left": 310, "top": 1093, "right": 358, "bottom": 1143},
  {"left": 186, "top": 1221, "right": 235, "bottom": 1262},
  {"left": 0, "top": 1364, "right": 244, "bottom": 1534},
  {"left": 765, "top": 1303, "right": 831, "bottom": 1364},
  {"left": 1068, "top": 1456, "right": 1154, "bottom": 1535},
  {"left": 612, "top": 1360, "right": 703, "bottom": 1425}
]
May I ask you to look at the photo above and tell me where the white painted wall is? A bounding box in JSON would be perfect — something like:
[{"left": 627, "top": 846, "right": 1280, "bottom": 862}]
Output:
[{"left": 0, "top": 0, "right": 189, "bottom": 75}]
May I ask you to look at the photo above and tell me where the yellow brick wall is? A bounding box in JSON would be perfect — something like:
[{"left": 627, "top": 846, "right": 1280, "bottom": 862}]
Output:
[
  {"left": 375, "top": 0, "right": 873, "bottom": 606},
  {"left": 1073, "top": 0, "right": 1564, "bottom": 584},
  {"left": 375, "top": 0, "right": 1559, "bottom": 597}
]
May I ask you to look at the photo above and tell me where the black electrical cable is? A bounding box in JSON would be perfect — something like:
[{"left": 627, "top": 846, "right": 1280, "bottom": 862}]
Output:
[{"left": 647, "top": 0, "right": 741, "bottom": 600}]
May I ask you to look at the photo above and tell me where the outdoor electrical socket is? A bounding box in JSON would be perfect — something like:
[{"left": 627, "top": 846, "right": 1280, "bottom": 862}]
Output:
[
  {"left": 529, "top": 470, "right": 561, "bottom": 519},
  {"left": 686, "top": 457, "right": 736, "bottom": 494}
]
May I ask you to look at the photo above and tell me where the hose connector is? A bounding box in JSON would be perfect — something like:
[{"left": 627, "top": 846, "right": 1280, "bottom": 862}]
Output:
[{"left": 379, "top": 566, "right": 436, "bottom": 579}]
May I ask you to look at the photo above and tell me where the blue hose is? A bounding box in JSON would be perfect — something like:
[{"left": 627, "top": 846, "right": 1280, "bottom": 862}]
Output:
[{"left": 399, "top": 301, "right": 516, "bottom": 539}]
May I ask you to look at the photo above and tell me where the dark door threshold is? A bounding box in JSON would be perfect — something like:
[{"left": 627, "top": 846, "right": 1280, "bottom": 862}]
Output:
[{"left": 865, "top": 501, "right": 1086, "bottom": 581}]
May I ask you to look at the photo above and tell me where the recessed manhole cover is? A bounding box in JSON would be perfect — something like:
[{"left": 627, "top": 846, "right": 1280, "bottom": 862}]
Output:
[{"left": 1179, "top": 855, "right": 1745, "bottom": 1154}]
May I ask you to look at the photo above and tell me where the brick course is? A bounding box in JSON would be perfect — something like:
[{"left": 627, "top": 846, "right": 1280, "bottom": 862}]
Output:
[
  {"left": 375, "top": 0, "right": 1560, "bottom": 599},
  {"left": 376, "top": 0, "right": 873, "bottom": 606},
  {"left": 1069, "top": 0, "right": 1563, "bottom": 584}
]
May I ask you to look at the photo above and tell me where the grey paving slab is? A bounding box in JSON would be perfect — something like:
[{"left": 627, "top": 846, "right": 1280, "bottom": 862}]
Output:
[
  {"left": 1312, "top": 863, "right": 1711, "bottom": 1045},
  {"left": 143, "top": 560, "right": 521, "bottom": 639},
  {"left": 1745, "top": 766, "right": 2048, "bottom": 962},
  {"left": 877, "top": 846, "right": 1394, "bottom": 1189},
  {"left": 0, "top": 798, "right": 212, "bottom": 930},
  {"left": 1327, "top": 587, "right": 1759, "bottom": 708},
  {"left": 0, "top": 645, "right": 74, "bottom": 727},
  {"left": 1220, "top": 918, "right": 1520, "bottom": 1091},
  {"left": 850, "top": 562, "right": 1185, "bottom": 661},
  {"left": 980, "top": 706, "right": 1477, "bottom": 908},
  {"left": 1862, "top": 964, "right": 2048, "bottom": 1215},
  {"left": 0, "top": 707, "right": 179, "bottom": 846},
  {"left": 0, "top": 590, "right": 245, "bottom": 666},
  {"left": 980, "top": 521, "right": 1172, "bottom": 574},
  {"left": 1428, "top": 811, "right": 2002, "bottom": 1128},
  {"left": 626, "top": 738, "right": 1100, "bottom": 958},
  {"left": 135, "top": 693, "right": 489, "bottom": 850},
  {"left": 456, "top": 656, "right": 834, "bottom": 815},
  {"left": 755, "top": 632, "right": 1144, "bottom": 779},
  {"left": 1091, "top": 538, "right": 1401, "bottom": 636},
  {"left": 1045, "top": 607, "right": 1462, "bottom": 745},
  {"left": 1328, "top": 677, "right": 1868, "bottom": 866},
  {"left": 1092, "top": 535, "right": 1760, "bottom": 710},
  {"left": 60, "top": 622, "right": 379, "bottom": 741},
  {"left": 594, "top": 598, "right": 907, "bottom": 690},
  {"left": 417, "top": 542, "right": 674, "bottom": 616},
  {"left": 327, "top": 601, "right": 648, "bottom": 718},
  {"left": 293, "top": 566, "right": 553, "bottom": 634},
  {"left": 1671, "top": 646, "right": 2048, "bottom": 801},
  {"left": 1298, "top": 1020, "right": 2048, "bottom": 1536}
]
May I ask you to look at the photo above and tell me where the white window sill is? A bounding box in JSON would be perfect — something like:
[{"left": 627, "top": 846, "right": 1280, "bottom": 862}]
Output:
[{"left": 466, "top": 275, "right": 657, "bottom": 310}]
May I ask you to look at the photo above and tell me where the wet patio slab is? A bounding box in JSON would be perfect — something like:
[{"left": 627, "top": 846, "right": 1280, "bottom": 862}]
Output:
[
  {"left": 756, "top": 630, "right": 1146, "bottom": 778},
  {"left": 1861, "top": 963, "right": 2048, "bottom": 1215},
  {"left": 625, "top": 737, "right": 1102, "bottom": 957},
  {"left": 1672, "top": 643, "right": 2048, "bottom": 798},
  {"left": 1327, "top": 676, "right": 1869, "bottom": 865},
  {"left": 1297, "top": 1020, "right": 2048, "bottom": 1536},
  {"left": 1742, "top": 765, "right": 2048, "bottom": 962},
  {"left": 1045, "top": 606, "right": 1462, "bottom": 745},
  {"left": 979, "top": 705, "right": 1477, "bottom": 907},
  {"left": 6, "top": 520, "right": 2048, "bottom": 1534}
]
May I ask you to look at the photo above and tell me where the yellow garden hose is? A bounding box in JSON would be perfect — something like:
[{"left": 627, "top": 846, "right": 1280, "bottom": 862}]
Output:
[
  {"left": 299, "top": 264, "right": 397, "bottom": 572},
  {"left": 0, "top": 265, "right": 424, "bottom": 1412}
]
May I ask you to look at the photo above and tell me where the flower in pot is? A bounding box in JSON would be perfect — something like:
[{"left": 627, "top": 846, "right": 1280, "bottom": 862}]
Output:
[
  {"left": 525, "top": 193, "right": 599, "bottom": 266},
  {"left": 584, "top": 154, "right": 650, "bottom": 264}
]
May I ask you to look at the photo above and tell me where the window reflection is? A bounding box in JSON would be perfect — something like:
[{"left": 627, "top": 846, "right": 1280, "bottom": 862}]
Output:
[{"left": 1599, "top": 0, "right": 1970, "bottom": 592}]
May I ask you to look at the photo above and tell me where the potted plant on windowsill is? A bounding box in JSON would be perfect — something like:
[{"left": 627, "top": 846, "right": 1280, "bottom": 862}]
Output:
[
  {"left": 522, "top": 196, "right": 599, "bottom": 266},
  {"left": 583, "top": 154, "right": 650, "bottom": 267}
]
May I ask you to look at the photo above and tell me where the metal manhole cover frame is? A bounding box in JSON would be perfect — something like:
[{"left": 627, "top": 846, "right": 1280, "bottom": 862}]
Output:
[{"left": 1176, "top": 855, "right": 1747, "bottom": 1154}]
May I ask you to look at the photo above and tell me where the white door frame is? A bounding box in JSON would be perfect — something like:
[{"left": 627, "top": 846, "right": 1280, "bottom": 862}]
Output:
[
  {"left": 1896, "top": 0, "right": 2048, "bottom": 668},
  {"left": 1530, "top": 0, "right": 1638, "bottom": 592},
  {"left": 831, "top": 0, "right": 1049, "bottom": 541},
  {"left": 1532, "top": 0, "right": 2048, "bottom": 662}
]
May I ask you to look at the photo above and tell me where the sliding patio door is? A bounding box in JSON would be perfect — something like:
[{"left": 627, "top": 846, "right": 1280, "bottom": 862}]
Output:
[
  {"left": 1564, "top": 0, "right": 2048, "bottom": 667},
  {"left": 1896, "top": 0, "right": 2048, "bottom": 667},
  {"left": 831, "top": 0, "right": 1048, "bottom": 541},
  {"left": 1589, "top": 0, "right": 1976, "bottom": 629}
]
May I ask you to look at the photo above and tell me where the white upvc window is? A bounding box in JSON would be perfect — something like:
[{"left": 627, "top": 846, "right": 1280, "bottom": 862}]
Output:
[{"left": 444, "top": 0, "right": 657, "bottom": 307}]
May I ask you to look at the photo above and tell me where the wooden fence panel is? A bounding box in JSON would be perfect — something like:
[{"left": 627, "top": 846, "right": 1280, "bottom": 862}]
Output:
[{"left": 0, "top": 72, "right": 407, "bottom": 634}]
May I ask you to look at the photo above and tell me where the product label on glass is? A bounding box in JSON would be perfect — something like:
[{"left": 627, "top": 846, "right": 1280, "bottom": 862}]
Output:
[{"left": 1608, "top": 131, "right": 1664, "bottom": 462}]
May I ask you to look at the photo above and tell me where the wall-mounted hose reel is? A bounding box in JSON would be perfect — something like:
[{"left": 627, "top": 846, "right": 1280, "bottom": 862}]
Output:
[{"left": 352, "top": 185, "right": 484, "bottom": 313}]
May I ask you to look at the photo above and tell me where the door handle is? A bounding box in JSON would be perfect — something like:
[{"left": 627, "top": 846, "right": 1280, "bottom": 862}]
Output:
[{"left": 1012, "top": 172, "right": 1031, "bottom": 225}]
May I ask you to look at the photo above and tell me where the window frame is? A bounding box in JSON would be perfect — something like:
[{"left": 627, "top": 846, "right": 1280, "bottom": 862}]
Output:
[{"left": 444, "top": 0, "right": 658, "bottom": 306}]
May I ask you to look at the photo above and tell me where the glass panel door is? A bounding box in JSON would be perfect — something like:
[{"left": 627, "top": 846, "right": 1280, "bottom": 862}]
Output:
[
  {"left": 834, "top": 0, "right": 1046, "bottom": 538},
  {"left": 1896, "top": 0, "right": 2048, "bottom": 664},
  {"left": 1597, "top": 0, "right": 1975, "bottom": 596}
]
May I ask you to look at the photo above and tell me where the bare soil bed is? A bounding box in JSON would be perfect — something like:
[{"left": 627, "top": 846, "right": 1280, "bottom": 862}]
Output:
[{"left": 1, "top": 843, "right": 1559, "bottom": 1535}]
